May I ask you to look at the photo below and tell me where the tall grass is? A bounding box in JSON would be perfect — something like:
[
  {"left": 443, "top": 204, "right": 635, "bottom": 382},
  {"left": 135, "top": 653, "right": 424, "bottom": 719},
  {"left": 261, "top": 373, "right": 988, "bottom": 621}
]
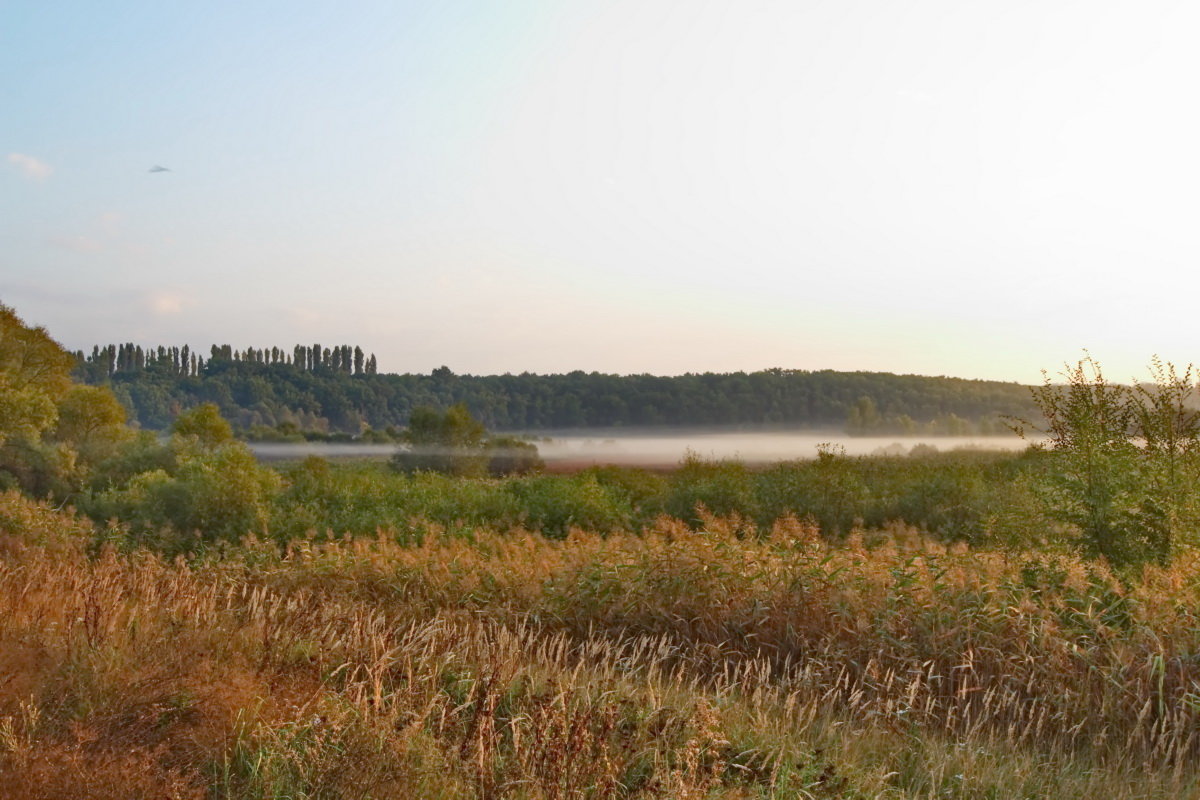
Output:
[{"left": 5, "top": 490, "right": 1200, "bottom": 797}]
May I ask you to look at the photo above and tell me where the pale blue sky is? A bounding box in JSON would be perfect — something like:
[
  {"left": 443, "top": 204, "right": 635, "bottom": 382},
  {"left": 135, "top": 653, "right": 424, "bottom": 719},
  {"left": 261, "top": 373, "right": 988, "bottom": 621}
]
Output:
[{"left": 4, "top": 1, "right": 1199, "bottom": 382}]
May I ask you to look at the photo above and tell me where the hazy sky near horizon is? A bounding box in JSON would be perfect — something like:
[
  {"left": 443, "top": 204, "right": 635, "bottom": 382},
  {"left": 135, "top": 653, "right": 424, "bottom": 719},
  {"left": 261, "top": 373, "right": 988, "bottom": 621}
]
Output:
[{"left": 4, "top": 1, "right": 1199, "bottom": 383}]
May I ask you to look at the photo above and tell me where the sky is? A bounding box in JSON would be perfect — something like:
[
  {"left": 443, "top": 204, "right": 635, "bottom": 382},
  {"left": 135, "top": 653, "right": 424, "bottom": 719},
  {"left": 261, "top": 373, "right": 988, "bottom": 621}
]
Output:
[{"left": 4, "top": 0, "right": 1200, "bottom": 384}]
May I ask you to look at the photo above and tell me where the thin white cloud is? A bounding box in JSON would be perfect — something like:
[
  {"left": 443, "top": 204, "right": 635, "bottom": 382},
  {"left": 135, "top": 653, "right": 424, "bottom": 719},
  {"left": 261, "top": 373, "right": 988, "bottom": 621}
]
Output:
[
  {"left": 148, "top": 291, "right": 185, "bottom": 315},
  {"left": 7, "top": 153, "right": 53, "bottom": 180}
]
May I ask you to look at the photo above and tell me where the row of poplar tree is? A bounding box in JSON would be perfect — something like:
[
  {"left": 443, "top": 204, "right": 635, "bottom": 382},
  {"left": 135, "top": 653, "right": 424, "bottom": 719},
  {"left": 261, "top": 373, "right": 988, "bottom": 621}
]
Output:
[{"left": 73, "top": 343, "right": 379, "bottom": 381}]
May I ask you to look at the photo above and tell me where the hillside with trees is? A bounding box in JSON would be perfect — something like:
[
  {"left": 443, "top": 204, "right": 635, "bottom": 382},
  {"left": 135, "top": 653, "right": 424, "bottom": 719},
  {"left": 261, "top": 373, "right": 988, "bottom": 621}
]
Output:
[{"left": 72, "top": 342, "right": 1040, "bottom": 435}]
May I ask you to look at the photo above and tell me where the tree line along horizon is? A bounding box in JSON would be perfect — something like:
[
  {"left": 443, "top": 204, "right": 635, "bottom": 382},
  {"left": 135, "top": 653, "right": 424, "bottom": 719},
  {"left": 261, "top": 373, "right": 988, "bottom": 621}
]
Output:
[{"left": 70, "top": 339, "right": 1040, "bottom": 436}]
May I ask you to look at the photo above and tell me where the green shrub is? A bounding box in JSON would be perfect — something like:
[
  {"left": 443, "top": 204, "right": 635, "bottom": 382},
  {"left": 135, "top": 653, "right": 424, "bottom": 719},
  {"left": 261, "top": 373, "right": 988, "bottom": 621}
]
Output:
[
  {"left": 1015, "top": 357, "right": 1200, "bottom": 566},
  {"left": 91, "top": 442, "right": 280, "bottom": 549},
  {"left": 485, "top": 436, "right": 544, "bottom": 476},
  {"left": 503, "top": 475, "right": 633, "bottom": 538},
  {"left": 666, "top": 454, "right": 759, "bottom": 527},
  {"left": 582, "top": 465, "right": 669, "bottom": 524}
]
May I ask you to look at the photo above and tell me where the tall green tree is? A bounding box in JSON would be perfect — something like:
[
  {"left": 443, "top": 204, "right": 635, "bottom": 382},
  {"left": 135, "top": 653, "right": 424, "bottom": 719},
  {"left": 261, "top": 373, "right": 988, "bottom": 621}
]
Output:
[
  {"left": 0, "top": 304, "right": 74, "bottom": 447},
  {"left": 51, "top": 385, "right": 134, "bottom": 468}
]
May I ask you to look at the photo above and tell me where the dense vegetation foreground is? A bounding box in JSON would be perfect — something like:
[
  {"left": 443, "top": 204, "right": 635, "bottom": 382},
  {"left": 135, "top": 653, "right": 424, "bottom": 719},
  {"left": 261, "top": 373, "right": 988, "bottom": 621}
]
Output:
[
  {"left": 12, "top": 303, "right": 1200, "bottom": 796},
  {"left": 5, "top": 489, "right": 1200, "bottom": 798}
]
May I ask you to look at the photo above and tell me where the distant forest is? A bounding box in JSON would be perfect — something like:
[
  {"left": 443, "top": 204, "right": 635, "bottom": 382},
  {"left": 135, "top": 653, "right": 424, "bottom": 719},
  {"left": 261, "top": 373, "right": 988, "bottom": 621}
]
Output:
[{"left": 72, "top": 343, "right": 1041, "bottom": 435}]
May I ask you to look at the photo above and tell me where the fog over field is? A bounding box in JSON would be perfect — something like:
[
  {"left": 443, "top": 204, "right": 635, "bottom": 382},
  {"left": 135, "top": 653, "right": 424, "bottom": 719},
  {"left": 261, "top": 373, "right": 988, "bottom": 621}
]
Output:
[
  {"left": 533, "top": 431, "right": 1029, "bottom": 465},
  {"left": 250, "top": 431, "right": 1030, "bottom": 466}
]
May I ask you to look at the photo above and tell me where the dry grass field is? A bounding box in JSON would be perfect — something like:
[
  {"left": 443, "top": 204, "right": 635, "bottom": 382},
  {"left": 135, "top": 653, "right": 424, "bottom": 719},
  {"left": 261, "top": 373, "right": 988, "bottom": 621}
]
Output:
[{"left": 5, "top": 490, "right": 1200, "bottom": 798}]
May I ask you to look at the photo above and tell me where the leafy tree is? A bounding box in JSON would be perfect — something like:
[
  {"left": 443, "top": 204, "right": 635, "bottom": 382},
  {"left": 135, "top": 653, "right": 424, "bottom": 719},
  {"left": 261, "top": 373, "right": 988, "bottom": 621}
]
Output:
[
  {"left": 0, "top": 304, "right": 74, "bottom": 448},
  {"left": 408, "top": 403, "right": 486, "bottom": 448},
  {"left": 393, "top": 403, "right": 490, "bottom": 476},
  {"left": 0, "top": 305, "right": 80, "bottom": 496},
  {"left": 52, "top": 386, "right": 132, "bottom": 456},
  {"left": 171, "top": 403, "right": 234, "bottom": 448}
]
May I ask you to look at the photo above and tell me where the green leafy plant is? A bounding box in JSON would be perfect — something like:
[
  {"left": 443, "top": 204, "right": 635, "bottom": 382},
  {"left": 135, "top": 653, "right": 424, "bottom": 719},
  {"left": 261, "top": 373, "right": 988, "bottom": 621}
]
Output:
[{"left": 1013, "top": 356, "right": 1200, "bottom": 565}]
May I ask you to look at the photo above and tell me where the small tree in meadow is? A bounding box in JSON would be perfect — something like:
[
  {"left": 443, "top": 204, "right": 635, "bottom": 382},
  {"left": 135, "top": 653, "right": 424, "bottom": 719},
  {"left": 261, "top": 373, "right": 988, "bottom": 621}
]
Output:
[
  {"left": 391, "top": 405, "right": 543, "bottom": 477},
  {"left": 1013, "top": 356, "right": 1200, "bottom": 566},
  {"left": 391, "top": 404, "right": 490, "bottom": 477}
]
